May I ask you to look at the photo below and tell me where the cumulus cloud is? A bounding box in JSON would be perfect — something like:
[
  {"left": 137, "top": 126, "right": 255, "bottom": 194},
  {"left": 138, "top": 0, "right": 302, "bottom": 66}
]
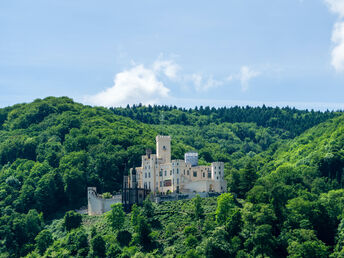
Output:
[
  {"left": 84, "top": 63, "right": 170, "bottom": 107},
  {"left": 324, "top": 0, "right": 344, "bottom": 72},
  {"left": 153, "top": 58, "right": 180, "bottom": 79},
  {"left": 191, "top": 74, "right": 223, "bottom": 92}
]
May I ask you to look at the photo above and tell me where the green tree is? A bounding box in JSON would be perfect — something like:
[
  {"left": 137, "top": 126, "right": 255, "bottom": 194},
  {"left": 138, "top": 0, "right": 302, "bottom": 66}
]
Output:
[
  {"left": 91, "top": 234, "right": 106, "bottom": 258},
  {"left": 35, "top": 230, "right": 53, "bottom": 255},
  {"left": 107, "top": 203, "right": 125, "bottom": 231},
  {"left": 193, "top": 194, "right": 204, "bottom": 219},
  {"left": 216, "top": 193, "right": 235, "bottom": 225},
  {"left": 131, "top": 203, "right": 140, "bottom": 227},
  {"left": 63, "top": 210, "right": 82, "bottom": 231}
]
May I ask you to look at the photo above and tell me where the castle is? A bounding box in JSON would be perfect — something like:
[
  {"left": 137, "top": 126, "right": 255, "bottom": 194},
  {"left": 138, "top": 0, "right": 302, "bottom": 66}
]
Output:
[{"left": 129, "top": 135, "right": 227, "bottom": 194}]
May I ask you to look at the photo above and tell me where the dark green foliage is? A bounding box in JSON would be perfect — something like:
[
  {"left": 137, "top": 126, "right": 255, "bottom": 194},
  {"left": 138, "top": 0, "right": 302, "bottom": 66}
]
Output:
[
  {"left": 117, "top": 230, "right": 132, "bottom": 247},
  {"left": 193, "top": 194, "right": 204, "bottom": 219},
  {"left": 63, "top": 210, "right": 82, "bottom": 231},
  {"left": 91, "top": 234, "right": 106, "bottom": 257},
  {"left": 65, "top": 229, "right": 89, "bottom": 256},
  {"left": 35, "top": 229, "right": 53, "bottom": 255},
  {"left": 134, "top": 215, "right": 155, "bottom": 251}
]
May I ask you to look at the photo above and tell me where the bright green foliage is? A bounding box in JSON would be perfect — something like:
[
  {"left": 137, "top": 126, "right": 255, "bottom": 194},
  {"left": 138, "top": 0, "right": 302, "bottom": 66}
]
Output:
[
  {"left": 107, "top": 203, "right": 125, "bottom": 231},
  {"left": 286, "top": 229, "right": 329, "bottom": 258},
  {"left": 63, "top": 210, "right": 82, "bottom": 231},
  {"left": 215, "top": 193, "right": 235, "bottom": 225}
]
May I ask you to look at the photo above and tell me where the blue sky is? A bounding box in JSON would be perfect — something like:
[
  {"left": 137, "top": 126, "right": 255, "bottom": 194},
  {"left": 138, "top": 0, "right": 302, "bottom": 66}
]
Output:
[{"left": 1, "top": 0, "right": 344, "bottom": 110}]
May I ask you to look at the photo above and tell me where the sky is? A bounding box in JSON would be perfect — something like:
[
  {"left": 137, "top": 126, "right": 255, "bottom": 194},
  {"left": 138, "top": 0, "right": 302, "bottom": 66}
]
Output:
[{"left": 1, "top": 0, "right": 344, "bottom": 110}]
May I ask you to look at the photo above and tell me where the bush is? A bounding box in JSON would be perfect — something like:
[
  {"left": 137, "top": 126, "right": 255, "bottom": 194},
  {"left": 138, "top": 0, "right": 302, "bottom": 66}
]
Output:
[
  {"left": 63, "top": 210, "right": 82, "bottom": 231},
  {"left": 117, "top": 230, "right": 132, "bottom": 247},
  {"left": 91, "top": 235, "right": 106, "bottom": 257},
  {"left": 35, "top": 230, "right": 53, "bottom": 255}
]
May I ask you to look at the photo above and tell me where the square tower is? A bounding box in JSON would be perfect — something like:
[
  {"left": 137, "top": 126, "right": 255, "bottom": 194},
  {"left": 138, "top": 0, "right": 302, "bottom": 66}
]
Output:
[{"left": 156, "top": 135, "right": 171, "bottom": 163}]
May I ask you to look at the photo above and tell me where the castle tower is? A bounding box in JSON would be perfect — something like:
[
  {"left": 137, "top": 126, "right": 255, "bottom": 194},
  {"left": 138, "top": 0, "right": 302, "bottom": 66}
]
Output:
[{"left": 156, "top": 135, "right": 171, "bottom": 163}]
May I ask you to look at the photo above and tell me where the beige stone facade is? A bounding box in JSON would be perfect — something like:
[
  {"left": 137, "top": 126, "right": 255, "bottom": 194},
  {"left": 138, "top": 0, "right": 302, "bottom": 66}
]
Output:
[{"left": 129, "top": 135, "right": 227, "bottom": 194}]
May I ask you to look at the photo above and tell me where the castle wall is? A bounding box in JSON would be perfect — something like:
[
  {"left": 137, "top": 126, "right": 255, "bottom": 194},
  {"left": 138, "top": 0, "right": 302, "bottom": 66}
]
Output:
[{"left": 87, "top": 187, "right": 121, "bottom": 215}]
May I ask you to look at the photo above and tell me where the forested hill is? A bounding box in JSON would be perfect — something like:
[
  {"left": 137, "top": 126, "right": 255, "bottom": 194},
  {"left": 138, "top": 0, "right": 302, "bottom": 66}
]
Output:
[
  {"left": 111, "top": 104, "right": 340, "bottom": 137},
  {"left": 1, "top": 96, "right": 344, "bottom": 257}
]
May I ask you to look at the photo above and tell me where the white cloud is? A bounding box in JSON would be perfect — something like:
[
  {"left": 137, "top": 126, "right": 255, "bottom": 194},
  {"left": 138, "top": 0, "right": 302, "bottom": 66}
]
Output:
[
  {"left": 325, "top": 0, "right": 344, "bottom": 17},
  {"left": 331, "top": 22, "right": 344, "bottom": 71},
  {"left": 153, "top": 58, "right": 180, "bottom": 79},
  {"left": 238, "top": 66, "right": 260, "bottom": 91},
  {"left": 191, "top": 73, "right": 223, "bottom": 92},
  {"left": 324, "top": 0, "right": 344, "bottom": 72},
  {"left": 84, "top": 63, "right": 170, "bottom": 107}
]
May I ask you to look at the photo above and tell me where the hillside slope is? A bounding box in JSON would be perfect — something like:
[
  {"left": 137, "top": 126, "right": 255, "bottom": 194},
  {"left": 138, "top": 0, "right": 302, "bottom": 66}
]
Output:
[{"left": 0, "top": 97, "right": 342, "bottom": 257}]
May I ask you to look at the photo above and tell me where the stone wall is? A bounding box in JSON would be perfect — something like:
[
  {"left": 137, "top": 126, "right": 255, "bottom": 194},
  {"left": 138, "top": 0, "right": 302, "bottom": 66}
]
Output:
[{"left": 87, "top": 187, "right": 121, "bottom": 215}]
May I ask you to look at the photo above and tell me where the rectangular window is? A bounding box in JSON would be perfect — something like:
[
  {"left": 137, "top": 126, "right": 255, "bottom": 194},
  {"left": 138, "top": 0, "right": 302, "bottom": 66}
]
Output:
[
  {"left": 193, "top": 171, "right": 197, "bottom": 177},
  {"left": 170, "top": 170, "right": 172, "bottom": 176},
  {"left": 149, "top": 173, "right": 151, "bottom": 178},
  {"left": 177, "top": 168, "right": 179, "bottom": 174},
  {"left": 160, "top": 181, "right": 162, "bottom": 187},
  {"left": 187, "top": 170, "right": 190, "bottom": 176},
  {"left": 164, "top": 179, "right": 172, "bottom": 187},
  {"left": 203, "top": 172, "right": 205, "bottom": 177},
  {"left": 177, "top": 178, "right": 179, "bottom": 185},
  {"left": 165, "top": 170, "right": 167, "bottom": 176},
  {"left": 145, "top": 173, "right": 147, "bottom": 178},
  {"left": 149, "top": 182, "right": 151, "bottom": 189},
  {"left": 208, "top": 172, "right": 211, "bottom": 178},
  {"left": 160, "top": 170, "right": 162, "bottom": 176}
]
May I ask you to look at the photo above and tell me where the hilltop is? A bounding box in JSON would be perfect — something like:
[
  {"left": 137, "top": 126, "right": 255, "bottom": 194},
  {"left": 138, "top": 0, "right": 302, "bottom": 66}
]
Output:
[{"left": 0, "top": 97, "right": 343, "bottom": 257}]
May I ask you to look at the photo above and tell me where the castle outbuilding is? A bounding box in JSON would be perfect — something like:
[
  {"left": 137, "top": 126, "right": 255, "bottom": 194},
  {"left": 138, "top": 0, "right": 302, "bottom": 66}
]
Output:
[{"left": 129, "top": 135, "right": 227, "bottom": 194}]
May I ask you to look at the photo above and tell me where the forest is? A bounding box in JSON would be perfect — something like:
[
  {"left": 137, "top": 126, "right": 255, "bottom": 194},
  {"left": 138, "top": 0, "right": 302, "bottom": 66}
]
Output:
[{"left": 0, "top": 96, "right": 344, "bottom": 257}]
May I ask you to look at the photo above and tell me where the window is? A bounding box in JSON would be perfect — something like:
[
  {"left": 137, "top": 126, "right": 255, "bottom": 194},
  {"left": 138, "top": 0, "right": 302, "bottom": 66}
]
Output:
[
  {"left": 187, "top": 170, "right": 190, "bottom": 176},
  {"left": 149, "top": 182, "right": 151, "bottom": 189},
  {"left": 170, "top": 170, "right": 172, "bottom": 176},
  {"left": 164, "top": 179, "right": 172, "bottom": 186},
  {"left": 177, "top": 168, "right": 179, "bottom": 174},
  {"left": 208, "top": 172, "right": 211, "bottom": 178},
  {"left": 193, "top": 171, "right": 197, "bottom": 177},
  {"left": 149, "top": 173, "right": 151, "bottom": 178},
  {"left": 203, "top": 172, "right": 205, "bottom": 177},
  {"left": 159, "top": 170, "right": 162, "bottom": 176},
  {"left": 217, "top": 177, "right": 219, "bottom": 180},
  {"left": 160, "top": 181, "right": 162, "bottom": 187},
  {"left": 165, "top": 170, "right": 167, "bottom": 176},
  {"left": 177, "top": 178, "right": 179, "bottom": 185},
  {"left": 144, "top": 182, "right": 147, "bottom": 189},
  {"left": 184, "top": 170, "right": 185, "bottom": 175},
  {"left": 145, "top": 173, "right": 147, "bottom": 178}
]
